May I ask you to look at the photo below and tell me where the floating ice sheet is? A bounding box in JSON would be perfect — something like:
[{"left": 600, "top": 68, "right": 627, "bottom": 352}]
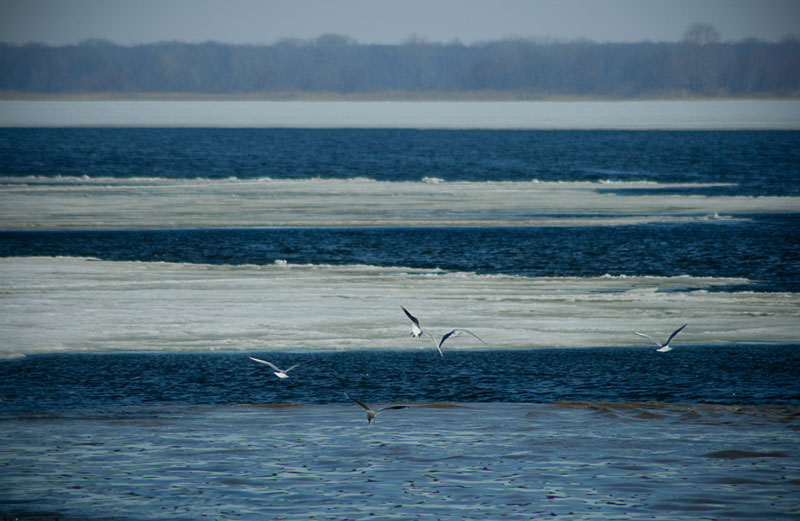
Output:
[
  {"left": 1, "top": 257, "right": 797, "bottom": 357},
  {"left": 1, "top": 177, "right": 796, "bottom": 229}
]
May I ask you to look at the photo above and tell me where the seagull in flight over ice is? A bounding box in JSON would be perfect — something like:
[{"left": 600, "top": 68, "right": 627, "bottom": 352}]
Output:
[
  {"left": 249, "top": 356, "right": 304, "bottom": 378},
  {"left": 345, "top": 392, "right": 409, "bottom": 424},
  {"left": 401, "top": 306, "right": 444, "bottom": 356},
  {"left": 634, "top": 323, "right": 687, "bottom": 352},
  {"left": 438, "top": 328, "right": 489, "bottom": 351}
]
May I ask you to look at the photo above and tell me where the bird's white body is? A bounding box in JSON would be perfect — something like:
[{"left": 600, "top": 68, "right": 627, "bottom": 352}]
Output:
[{"left": 410, "top": 322, "right": 424, "bottom": 338}]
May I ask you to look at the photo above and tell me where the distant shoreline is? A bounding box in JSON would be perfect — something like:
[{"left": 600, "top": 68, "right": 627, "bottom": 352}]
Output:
[{"left": 3, "top": 38, "right": 798, "bottom": 100}]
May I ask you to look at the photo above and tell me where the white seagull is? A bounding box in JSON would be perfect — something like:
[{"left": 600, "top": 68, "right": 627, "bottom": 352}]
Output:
[
  {"left": 401, "top": 306, "right": 444, "bottom": 356},
  {"left": 438, "top": 328, "right": 489, "bottom": 351},
  {"left": 345, "top": 392, "right": 409, "bottom": 424},
  {"left": 634, "top": 323, "right": 687, "bottom": 352},
  {"left": 249, "top": 356, "right": 304, "bottom": 378}
]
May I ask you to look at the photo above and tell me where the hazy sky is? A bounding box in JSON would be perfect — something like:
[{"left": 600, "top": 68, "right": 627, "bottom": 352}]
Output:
[{"left": 1, "top": 0, "right": 799, "bottom": 46}]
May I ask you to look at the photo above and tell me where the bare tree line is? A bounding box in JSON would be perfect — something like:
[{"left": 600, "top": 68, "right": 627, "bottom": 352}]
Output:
[{"left": 1, "top": 24, "right": 798, "bottom": 98}]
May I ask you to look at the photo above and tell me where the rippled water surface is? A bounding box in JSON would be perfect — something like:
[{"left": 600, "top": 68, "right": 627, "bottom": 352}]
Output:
[{"left": 2, "top": 401, "right": 798, "bottom": 521}]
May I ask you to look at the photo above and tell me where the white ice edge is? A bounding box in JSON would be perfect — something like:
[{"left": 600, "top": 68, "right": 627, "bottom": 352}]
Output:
[
  {"left": 1, "top": 257, "right": 797, "bottom": 358},
  {"left": 0, "top": 175, "right": 738, "bottom": 187}
]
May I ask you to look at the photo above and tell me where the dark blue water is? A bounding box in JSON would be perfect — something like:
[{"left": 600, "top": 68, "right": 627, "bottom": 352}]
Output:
[
  {"left": 2, "top": 216, "right": 799, "bottom": 291},
  {"left": 2, "top": 128, "right": 799, "bottom": 195},
  {"left": 2, "top": 346, "right": 798, "bottom": 418}
]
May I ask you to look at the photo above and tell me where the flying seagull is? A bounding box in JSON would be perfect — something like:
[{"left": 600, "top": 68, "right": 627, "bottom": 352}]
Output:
[
  {"left": 401, "top": 306, "right": 444, "bottom": 356},
  {"left": 438, "top": 328, "right": 489, "bottom": 351},
  {"left": 345, "top": 392, "right": 409, "bottom": 424},
  {"left": 634, "top": 323, "right": 687, "bottom": 352},
  {"left": 249, "top": 356, "right": 304, "bottom": 378}
]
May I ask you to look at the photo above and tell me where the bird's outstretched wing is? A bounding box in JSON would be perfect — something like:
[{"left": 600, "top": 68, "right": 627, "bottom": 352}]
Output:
[
  {"left": 249, "top": 356, "right": 281, "bottom": 371},
  {"left": 439, "top": 330, "right": 457, "bottom": 348},
  {"left": 377, "top": 405, "right": 410, "bottom": 413},
  {"left": 344, "top": 392, "right": 372, "bottom": 411},
  {"left": 439, "top": 328, "right": 488, "bottom": 349},
  {"left": 401, "top": 306, "right": 421, "bottom": 327},
  {"left": 284, "top": 362, "right": 304, "bottom": 373},
  {"left": 633, "top": 332, "right": 661, "bottom": 347},
  {"left": 665, "top": 324, "right": 687, "bottom": 345}
]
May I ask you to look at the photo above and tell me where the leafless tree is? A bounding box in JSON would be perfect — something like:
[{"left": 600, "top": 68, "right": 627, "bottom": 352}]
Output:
[{"left": 683, "top": 23, "right": 721, "bottom": 94}]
